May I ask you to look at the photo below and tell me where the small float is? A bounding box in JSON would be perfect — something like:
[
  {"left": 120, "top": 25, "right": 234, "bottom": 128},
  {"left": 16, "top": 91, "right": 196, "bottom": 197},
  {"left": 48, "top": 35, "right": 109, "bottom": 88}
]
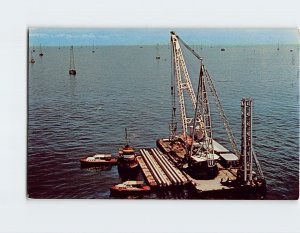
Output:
[
  {"left": 69, "top": 69, "right": 76, "bottom": 75},
  {"left": 39, "top": 44, "right": 44, "bottom": 56},
  {"left": 80, "top": 153, "right": 117, "bottom": 166},
  {"left": 69, "top": 45, "right": 77, "bottom": 75},
  {"left": 29, "top": 50, "right": 35, "bottom": 64},
  {"left": 110, "top": 181, "right": 150, "bottom": 195}
]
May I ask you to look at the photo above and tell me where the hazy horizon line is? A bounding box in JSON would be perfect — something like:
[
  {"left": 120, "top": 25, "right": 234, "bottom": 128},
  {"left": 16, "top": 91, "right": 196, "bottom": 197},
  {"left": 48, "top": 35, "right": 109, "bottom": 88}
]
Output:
[{"left": 28, "top": 28, "right": 300, "bottom": 46}]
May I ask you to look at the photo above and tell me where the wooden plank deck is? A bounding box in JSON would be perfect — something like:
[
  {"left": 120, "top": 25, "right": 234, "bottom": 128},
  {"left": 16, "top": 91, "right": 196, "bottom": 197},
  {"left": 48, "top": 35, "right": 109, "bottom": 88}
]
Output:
[
  {"left": 138, "top": 146, "right": 240, "bottom": 193},
  {"left": 136, "top": 156, "right": 157, "bottom": 187}
]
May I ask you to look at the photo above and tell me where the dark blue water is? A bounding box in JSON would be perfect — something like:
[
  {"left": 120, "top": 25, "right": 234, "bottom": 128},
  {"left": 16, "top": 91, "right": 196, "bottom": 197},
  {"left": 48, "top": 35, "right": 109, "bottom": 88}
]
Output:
[{"left": 27, "top": 44, "right": 299, "bottom": 199}]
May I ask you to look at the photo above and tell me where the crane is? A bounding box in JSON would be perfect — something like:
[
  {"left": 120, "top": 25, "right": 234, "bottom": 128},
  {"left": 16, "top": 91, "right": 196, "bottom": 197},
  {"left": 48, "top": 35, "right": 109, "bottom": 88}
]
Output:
[
  {"left": 170, "top": 31, "right": 216, "bottom": 168},
  {"left": 170, "top": 31, "right": 245, "bottom": 169},
  {"left": 168, "top": 31, "right": 265, "bottom": 187}
]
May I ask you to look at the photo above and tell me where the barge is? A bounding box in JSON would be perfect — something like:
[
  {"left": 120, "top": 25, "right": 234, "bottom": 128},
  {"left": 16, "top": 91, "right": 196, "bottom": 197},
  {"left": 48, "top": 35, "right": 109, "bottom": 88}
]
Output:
[{"left": 137, "top": 32, "right": 266, "bottom": 195}]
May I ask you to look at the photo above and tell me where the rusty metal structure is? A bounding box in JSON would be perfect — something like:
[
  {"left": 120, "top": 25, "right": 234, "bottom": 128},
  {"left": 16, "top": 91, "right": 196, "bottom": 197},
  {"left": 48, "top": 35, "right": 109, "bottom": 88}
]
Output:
[{"left": 240, "top": 98, "right": 265, "bottom": 184}]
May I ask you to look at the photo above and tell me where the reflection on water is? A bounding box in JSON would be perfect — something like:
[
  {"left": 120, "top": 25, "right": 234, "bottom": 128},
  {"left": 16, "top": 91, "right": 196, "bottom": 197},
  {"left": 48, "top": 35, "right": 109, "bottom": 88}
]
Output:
[
  {"left": 80, "top": 165, "right": 113, "bottom": 172},
  {"left": 117, "top": 166, "right": 141, "bottom": 181}
]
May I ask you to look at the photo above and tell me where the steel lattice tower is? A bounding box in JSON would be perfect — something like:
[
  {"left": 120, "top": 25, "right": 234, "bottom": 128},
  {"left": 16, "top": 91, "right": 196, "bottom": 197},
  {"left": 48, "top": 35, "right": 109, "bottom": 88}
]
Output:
[{"left": 241, "top": 98, "right": 254, "bottom": 183}]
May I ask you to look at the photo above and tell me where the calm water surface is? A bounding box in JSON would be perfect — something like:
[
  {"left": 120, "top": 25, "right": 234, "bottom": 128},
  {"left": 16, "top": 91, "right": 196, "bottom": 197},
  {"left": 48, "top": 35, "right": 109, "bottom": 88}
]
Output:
[{"left": 28, "top": 44, "right": 299, "bottom": 199}]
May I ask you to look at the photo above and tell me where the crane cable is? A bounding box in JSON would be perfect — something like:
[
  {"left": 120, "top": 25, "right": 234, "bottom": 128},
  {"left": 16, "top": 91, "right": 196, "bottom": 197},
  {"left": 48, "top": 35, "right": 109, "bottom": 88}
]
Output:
[{"left": 177, "top": 34, "right": 240, "bottom": 157}]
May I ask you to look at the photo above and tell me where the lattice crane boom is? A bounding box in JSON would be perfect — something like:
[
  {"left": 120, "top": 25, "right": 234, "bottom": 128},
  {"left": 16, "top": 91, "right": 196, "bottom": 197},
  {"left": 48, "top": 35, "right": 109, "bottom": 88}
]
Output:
[
  {"left": 171, "top": 31, "right": 215, "bottom": 166},
  {"left": 190, "top": 64, "right": 215, "bottom": 167},
  {"left": 171, "top": 32, "right": 197, "bottom": 138}
]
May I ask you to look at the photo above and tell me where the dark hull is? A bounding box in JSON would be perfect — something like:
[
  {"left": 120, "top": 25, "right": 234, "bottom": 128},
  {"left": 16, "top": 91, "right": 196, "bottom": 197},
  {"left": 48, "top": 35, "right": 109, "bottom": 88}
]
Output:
[
  {"left": 69, "top": 69, "right": 76, "bottom": 75},
  {"left": 184, "top": 162, "right": 219, "bottom": 179},
  {"left": 117, "top": 161, "right": 140, "bottom": 179},
  {"left": 192, "top": 182, "right": 267, "bottom": 199},
  {"left": 117, "top": 160, "right": 139, "bottom": 169}
]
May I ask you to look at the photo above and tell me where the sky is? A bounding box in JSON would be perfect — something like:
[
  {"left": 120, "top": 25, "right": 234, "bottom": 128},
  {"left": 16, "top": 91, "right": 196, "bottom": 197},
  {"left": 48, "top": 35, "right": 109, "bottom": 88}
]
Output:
[{"left": 29, "top": 28, "right": 300, "bottom": 46}]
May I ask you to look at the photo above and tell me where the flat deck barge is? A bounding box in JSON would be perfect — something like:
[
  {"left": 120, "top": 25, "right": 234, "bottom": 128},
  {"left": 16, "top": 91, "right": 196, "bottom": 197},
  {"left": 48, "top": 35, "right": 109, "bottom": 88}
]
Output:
[
  {"left": 155, "top": 138, "right": 264, "bottom": 194},
  {"left": 136, "top": 144, "right": 250, "bottom": 194}
]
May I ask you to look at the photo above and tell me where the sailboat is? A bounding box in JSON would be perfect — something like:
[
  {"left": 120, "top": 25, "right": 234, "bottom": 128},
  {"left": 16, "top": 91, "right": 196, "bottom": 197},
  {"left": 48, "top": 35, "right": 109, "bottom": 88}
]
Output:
[
  {"left": 92, "top": 43, "right": 95, "bottom": 53},
  {"left": 39, "top": 44, "right": 43, "bottom": 56},
  {"left": 69, "top": 45, "right": 76, "bottom": 75},
  {"left": 29, "top": 50, "right": 35, "bottom": 64},
  {"left": 32, "top": 45, "right": 35, "bottom": 52}
]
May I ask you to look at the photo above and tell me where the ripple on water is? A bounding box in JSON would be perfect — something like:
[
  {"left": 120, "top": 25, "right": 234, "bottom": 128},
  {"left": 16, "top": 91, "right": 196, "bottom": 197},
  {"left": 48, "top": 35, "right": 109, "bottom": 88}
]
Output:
[{"left": 28, "top": 45, "right": 299, "bottom": 199}]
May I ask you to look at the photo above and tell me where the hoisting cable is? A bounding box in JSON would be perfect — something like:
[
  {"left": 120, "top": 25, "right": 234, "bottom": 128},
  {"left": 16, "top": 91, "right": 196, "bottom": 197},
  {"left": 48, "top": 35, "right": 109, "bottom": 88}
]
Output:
[{"left": 177, "top": 35, "right": 202, "bottom": 61}]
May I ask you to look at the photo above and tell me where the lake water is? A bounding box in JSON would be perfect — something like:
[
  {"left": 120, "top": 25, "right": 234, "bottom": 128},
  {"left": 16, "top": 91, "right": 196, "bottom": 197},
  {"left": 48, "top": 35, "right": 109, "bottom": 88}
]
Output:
[{"left": 27, "top": 44, "right": 299, "bottom": 199}]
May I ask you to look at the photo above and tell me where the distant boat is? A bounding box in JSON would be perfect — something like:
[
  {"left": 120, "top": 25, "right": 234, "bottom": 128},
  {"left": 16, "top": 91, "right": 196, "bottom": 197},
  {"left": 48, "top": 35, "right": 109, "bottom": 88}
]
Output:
[
  {"left": 277, "top": 42, "right": 280, "bottom": 51},
  {"left": 221, "top": 48, "right": 225, "bottom": 51},
  {"left": 69, "top": 45, "right": 76, "bottom": 75},
  {"left": 39, "top": 44, "right": 43, "bottom": 56},
  {"left": 110, "top": 181, "right": 150, "bottom": 196},
  {"left": 80, "top": 153, "right": 117, "bottom": 167},
  {"left": 29, "top": 50, "right": 35, "bottom": 64},
  {"left": 32, "top": 45, "right": 35, "bottom": 52},
  {"left": 92, "top": 44, "right": 95, "bottom": 53}
]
